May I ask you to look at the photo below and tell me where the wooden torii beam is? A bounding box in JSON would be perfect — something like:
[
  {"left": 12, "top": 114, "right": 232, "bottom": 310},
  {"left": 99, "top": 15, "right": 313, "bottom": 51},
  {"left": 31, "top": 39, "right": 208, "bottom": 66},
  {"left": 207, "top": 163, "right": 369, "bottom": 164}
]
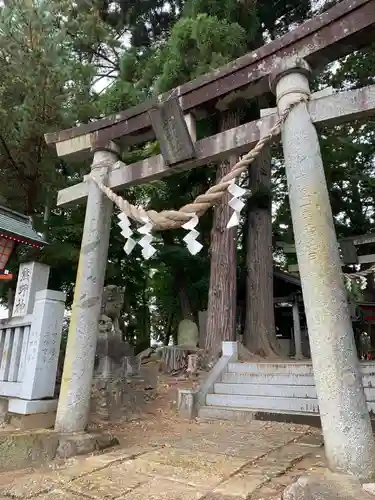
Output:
[
  {"left": 45, "top": 0, "right": 375, "bottom": 158},
  {"left": 56, "top": 83, "right": 375, "bottom": 206}
]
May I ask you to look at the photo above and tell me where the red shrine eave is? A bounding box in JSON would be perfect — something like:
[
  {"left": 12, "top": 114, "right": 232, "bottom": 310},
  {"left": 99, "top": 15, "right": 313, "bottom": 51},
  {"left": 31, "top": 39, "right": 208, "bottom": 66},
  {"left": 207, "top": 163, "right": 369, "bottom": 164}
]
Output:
[
  {"left": 358, "top": 304, "right": 375, "bottom": 323},
  {"left": 0, "top": 205, "right": 47, "bottom": 249}
]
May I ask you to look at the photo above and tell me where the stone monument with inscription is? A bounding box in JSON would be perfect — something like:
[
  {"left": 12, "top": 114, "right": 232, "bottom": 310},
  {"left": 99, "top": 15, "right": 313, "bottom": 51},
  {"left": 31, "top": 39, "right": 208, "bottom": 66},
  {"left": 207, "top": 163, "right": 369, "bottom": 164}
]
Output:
[
  {"left": 0, "top": 262, "right": 65, "bottom": 429},
  {"left": 12, "top": 262, "right": 50, "bottom": 317}
]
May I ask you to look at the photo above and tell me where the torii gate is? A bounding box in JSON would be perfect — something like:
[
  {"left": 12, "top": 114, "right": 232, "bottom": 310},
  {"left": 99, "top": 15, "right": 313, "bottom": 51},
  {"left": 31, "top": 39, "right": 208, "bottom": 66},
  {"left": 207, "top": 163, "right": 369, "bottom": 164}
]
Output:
[{"left": 46, "top": 0, "right": 375, "bottom": 481}]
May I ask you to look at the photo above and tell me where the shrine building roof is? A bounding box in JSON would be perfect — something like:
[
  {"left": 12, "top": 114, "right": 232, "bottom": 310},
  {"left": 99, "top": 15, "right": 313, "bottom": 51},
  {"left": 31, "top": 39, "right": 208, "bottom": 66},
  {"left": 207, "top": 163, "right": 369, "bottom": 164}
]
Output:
[{"left": 0, "top": 205, "right": 47, "bottom": 248}]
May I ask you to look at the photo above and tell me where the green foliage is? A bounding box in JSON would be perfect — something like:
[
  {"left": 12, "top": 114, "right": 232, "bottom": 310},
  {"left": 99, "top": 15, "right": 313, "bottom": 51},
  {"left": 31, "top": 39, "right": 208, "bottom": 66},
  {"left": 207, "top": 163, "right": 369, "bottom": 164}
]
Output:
[
  {"left": 0, "top": 0, "right": 121, "bottom": 305},
  {"left": 155, "top": 14, "right": 246, "bottom": 93},
  {"left": 183, "top": 0, "right": 259, "bottom": 43},
  {"left": 96, "top": 0, "right": 182, "bottom": 47},
  {"left": 0, "top": 0, "right": 95, "bottom": 211}
]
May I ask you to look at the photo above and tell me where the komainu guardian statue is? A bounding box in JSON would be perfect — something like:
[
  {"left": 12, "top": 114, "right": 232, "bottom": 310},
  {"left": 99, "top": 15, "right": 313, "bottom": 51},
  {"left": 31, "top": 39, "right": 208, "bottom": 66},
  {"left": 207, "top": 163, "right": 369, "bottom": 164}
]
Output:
[{"left": 100, "top": 285, "right": 125, "bottom": 337}]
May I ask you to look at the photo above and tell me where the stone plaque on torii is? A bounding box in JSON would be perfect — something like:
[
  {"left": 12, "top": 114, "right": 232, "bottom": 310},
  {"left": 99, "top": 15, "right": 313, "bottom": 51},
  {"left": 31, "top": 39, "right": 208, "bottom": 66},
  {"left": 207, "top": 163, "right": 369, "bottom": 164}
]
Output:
[{"left": 46, "top": 0, "right": 375, "bottom": 481}]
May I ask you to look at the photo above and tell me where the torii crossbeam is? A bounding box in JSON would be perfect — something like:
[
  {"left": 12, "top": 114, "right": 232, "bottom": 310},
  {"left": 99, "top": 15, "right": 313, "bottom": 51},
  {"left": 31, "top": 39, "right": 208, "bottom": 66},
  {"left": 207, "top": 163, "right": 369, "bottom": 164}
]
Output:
[{"left": 56, "top": 83, "right": 375, "bottom": 207}]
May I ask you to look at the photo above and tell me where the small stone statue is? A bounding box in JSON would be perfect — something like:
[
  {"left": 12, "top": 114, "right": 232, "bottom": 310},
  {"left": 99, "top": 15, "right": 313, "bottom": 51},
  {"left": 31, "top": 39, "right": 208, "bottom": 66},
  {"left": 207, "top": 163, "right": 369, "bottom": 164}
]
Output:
[
  {"left": 101, "top": 285, "right": 125, "bottom": 337},
  {"left": 95, "top": 285, "right": 134, "bottom": 380},
  {"left": 95, "top": 314, "right": 134, "bottom": 378},
  {"left": 177, "top": 319, "right": 199, "bottom": 347},
  {"left": 98, "top": 314, "right": 113, "bottom": 340}
]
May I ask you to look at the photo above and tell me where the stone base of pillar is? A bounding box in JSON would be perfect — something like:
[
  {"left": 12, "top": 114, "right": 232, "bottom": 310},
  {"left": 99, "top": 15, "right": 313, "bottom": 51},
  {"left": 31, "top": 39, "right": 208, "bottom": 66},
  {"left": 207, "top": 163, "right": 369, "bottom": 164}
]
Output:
[
  {"left": 55, "top": 431, "right": 118, "bottom": 460},
  {"left": 0, "top": 398, "right": 58, "bottom": 430},
  {"left": 283, "top": 468, "right": 374, "bottom": 499},
  {"left": 7, "top": 411, "right": 56, "bottom": 430},
  {"left": 0, "top": 427, "right": 118, "bottom": 471},
  {"left": 90, "top": 363, "right": 159, "bottom": 424},
  {"left": 8, "top": 398, "right": 58, "bottom": 414}
]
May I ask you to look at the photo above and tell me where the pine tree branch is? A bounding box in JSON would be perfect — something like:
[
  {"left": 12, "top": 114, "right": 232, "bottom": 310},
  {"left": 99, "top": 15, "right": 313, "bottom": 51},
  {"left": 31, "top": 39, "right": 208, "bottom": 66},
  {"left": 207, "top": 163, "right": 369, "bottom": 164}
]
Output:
[
  {"left": 0, "top": 134, "right": 24, "bottom": 176},
  {"left": 92, "top": 70, "right": 117, "bottom": 86}
]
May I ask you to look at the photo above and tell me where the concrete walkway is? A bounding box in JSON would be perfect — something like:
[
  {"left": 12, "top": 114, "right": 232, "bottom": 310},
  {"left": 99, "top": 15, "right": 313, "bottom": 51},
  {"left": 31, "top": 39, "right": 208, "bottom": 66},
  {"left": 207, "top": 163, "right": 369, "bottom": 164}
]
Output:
[{"left": 0, "top": 420, "right": 324, "bottom": 500}]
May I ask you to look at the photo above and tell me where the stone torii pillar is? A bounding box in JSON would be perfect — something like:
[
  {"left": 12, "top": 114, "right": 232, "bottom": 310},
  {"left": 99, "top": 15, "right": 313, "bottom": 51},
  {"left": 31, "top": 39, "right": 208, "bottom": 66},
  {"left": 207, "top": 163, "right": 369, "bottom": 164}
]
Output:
[
  {"left": 270, "top": 58, "right": 375, "bottom": 481},
  {"left": 55, "top": 144, "right": 119, "bottom": 433}
]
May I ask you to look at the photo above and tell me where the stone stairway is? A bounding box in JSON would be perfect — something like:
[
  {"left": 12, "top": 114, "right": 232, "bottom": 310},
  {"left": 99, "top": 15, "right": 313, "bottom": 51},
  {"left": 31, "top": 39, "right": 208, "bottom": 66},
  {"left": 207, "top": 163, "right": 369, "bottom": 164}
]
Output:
[{"left": 199, "top": 361, "right": 375, "bottom": 422}]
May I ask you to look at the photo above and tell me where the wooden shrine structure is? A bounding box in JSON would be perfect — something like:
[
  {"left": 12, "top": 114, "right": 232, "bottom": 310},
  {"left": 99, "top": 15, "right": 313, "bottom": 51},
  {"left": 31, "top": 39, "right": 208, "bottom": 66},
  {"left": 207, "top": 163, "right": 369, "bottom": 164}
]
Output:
[
  {"left": 277, "top": 232, "right": 375, "bottom": 273},
  {"left": 0, "top": 205, "right": 46, "bottom": 281},
  {"left": 46, "top": 0, "right": 375, "bottom": 482}
]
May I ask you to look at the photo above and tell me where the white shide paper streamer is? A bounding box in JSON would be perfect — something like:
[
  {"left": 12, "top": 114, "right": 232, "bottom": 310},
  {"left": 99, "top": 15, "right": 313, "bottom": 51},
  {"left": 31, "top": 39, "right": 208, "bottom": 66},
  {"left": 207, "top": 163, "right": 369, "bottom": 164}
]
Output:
[
  {"left": 182, "top": 214, "right": 203, "bottom": 255},
  {"left": 117, "top": 213, "right": 156, "bottom": 260},
  {"left": 118, "top": 213, "right": 137, "bottom": 255},
  {"left": 138, "top": 217, "right": 157, "bottom": 260},
  {"left": 227, "top": 180, "right": 246, "bottom": 228}
]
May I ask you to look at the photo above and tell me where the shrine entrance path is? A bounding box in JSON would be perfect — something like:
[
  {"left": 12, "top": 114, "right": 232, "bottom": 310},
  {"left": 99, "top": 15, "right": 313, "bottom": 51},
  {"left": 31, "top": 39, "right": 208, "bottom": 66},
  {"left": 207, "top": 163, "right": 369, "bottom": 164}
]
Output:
[{"left": 0, "top": 376, "right": 325, "bottom": 500}]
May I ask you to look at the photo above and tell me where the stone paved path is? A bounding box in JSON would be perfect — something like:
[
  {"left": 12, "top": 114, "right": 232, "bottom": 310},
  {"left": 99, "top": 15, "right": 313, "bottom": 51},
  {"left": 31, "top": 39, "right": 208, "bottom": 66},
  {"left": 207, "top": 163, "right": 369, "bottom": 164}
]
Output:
[{"left": 0, "top": 420, "right": 325, "bottom": 500}]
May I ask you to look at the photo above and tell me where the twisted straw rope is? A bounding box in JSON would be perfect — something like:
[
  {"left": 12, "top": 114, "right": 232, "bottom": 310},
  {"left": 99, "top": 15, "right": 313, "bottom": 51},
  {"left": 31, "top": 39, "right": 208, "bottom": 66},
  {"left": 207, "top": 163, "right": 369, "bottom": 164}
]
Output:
[
  {"left": 344, "top": 264, "right": 375, "bottom": 279},
  {"left": 91, "top": 97, "right": 308, "bottom": 231},
  {"left": 90, "top": 97, "right": 371, "bottom": 280}
]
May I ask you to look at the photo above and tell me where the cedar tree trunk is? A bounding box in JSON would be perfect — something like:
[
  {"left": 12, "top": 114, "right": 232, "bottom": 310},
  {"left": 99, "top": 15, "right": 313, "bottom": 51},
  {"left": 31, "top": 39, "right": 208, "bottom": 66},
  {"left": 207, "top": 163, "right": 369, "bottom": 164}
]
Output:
[
  {"left": 244, "top": 144, "right": 280, "bottom": 357},
  {"left": 205, "top": 110, "right": 240, "bottom": 359}
]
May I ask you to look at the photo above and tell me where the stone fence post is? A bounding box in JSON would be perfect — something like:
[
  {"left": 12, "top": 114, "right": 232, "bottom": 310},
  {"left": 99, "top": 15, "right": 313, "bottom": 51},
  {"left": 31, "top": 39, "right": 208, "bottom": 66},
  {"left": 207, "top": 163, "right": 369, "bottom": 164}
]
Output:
[{"left": 21, "top": 290, "right": 65, "bottom": 400}]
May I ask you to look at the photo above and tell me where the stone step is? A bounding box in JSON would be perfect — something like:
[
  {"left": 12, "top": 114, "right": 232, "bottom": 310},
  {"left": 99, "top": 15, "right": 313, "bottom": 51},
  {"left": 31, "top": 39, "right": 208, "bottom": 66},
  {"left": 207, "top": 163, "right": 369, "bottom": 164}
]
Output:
[
  {"left": 206, "top": 393, "right": 375, "bottom": 414},
  {"left": 354, "top": 362, "right": 375, "bottom": 375},
  {"left": 214, "top": 383, "right": 375, "bottom": 401},
  {"left": 214, "top": 382, "right": 317, "bottom": 399},
  {"left": 206, "top": 393, "right": 320, "bottom": 413},
  {"left": 199, "top": 405, "right": 258, "bottom": 422},
  {"left": 228, "top": 361, "right": 375, "bottom": 376},
  {"left": 222, "top": 372, "right": 315, "bottom": 386},
  {"left": 227, "top": 362, "right": 314, "bottom": 375},
  {"left": 198, "top": 405, "right": 318, "bottom": 424},
  {"left": 222, "top": 371, "right": 375, "bottom": 389}
]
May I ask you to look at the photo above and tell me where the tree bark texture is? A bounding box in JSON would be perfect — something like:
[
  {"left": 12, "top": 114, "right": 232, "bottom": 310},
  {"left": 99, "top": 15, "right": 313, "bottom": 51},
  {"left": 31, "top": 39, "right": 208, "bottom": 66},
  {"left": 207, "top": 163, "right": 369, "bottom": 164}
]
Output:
[
  {"left": 178, "top": 279, "right": 194, "bottom": 320},
  {"left": 244, "top": 145, "right": 279, "bottom": 357},
  {"left": 205, "top": 110, "right": 240, "bottom": 359}
]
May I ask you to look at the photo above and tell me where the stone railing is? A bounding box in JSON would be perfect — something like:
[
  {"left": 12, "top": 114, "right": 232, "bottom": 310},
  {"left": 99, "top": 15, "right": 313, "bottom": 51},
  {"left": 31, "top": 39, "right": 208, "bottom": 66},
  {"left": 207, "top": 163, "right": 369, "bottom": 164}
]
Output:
[{"left": 0, "top": 290, "right": 65, "bottom": 414}]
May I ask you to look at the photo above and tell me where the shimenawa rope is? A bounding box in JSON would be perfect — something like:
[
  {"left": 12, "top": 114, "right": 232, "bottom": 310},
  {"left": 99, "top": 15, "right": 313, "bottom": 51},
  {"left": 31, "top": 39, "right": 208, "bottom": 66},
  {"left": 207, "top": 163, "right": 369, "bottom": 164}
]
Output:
[
  {"left": 91, "top": 97, "right": 308, "bottom": 231},
  {"left": 90, "top": 97, "right": 370, "bottom": 279}
]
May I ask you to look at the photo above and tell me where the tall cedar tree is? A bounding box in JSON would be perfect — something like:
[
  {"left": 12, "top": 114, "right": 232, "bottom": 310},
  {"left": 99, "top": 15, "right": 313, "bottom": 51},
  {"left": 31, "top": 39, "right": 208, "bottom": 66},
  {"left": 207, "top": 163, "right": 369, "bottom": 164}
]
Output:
[{"left": 152, "top": 0, "right": 311, "bottom": 357}]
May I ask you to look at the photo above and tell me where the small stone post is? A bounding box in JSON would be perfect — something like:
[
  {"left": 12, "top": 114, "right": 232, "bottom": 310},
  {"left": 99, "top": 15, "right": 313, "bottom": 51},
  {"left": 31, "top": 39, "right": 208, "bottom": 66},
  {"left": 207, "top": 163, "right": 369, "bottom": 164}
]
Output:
[
  {"left": 55, "top": 144, "right": 119, "bottom": 433},
  {"left": 270, "top": 58, "right": 375, "bottom": 481},
  {"left": 292, "top": 298, "right": 302, "bottom": 360}
]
